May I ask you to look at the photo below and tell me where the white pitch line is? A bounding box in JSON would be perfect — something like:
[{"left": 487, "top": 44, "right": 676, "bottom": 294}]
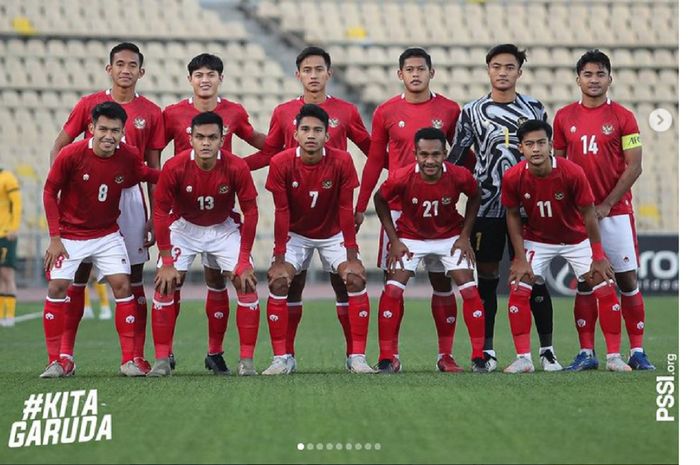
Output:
[{"left": 14, "top": 311, "right": 43, "bottom": 323}]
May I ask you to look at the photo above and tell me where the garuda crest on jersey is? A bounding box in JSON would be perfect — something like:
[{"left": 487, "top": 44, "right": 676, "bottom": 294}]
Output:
[
  {"left": 432, "top": 119, "right": 443, "bottom": 129},
  {"left": 602, "top": 124, "right": 614, "bottom": 135},
  {"left": 223, "top": 125, "right": 230, "bottom": 136},
  {"left": 218, "top": 185, "right": 230, "bottom": 194},
  {"left": 329, "top": 118, "right": 340, "bottom": 128},
  {"left": 441, "top": 196, "right": 452, "bottom": 205},
  {"left": 133, "top": 117, "right": 146, "bottom": 129},
  {"left": 322, "top": 180, "right": 333, "bottom": 189},
  {"left": 554, "top": 192, "right": 564, "bottom": 200},
  {"left": 114, "top": 175, "right": 125, "bottom": 184}
]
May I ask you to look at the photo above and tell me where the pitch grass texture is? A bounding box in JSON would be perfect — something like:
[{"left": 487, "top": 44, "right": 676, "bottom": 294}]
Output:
[{"left": 0, "top": 297, "right": 678, "bottom": 464}]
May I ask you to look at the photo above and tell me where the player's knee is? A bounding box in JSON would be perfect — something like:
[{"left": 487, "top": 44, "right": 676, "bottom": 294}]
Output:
[
  {"left": 269, "top": 277, "right": 289, "bottom": 297},
  {"left": 615, "top": 271, "right": 638, "bottom": 293},
  {"left": 577, "top": 280, "right": 593, "bottom": 293},
  {"left": 428, "top": 272, "right": 452, "bottom": 292},
  {"left": 47, "top": 280, "right": 69, "bottom": 299},
  {"left": 384, "top": 280, "right": 405, "bottom": 299},
  {"left": 109, "top": 277, "right": 132, "bottom": 299},
  {"left": 345, "top": 273, "right": 365, "bottom": 293},
  {"left": 204, "top": 267, "right": 225, "bottom": 288},
  {"left": 458, "top": 281, "right": 478, "bottom": 300},
  {"left": 477, "top": 261, "right": 500, "bottom": 279},
  {"left": 129, "top": 264, "right": 144, "bottom": 283}
]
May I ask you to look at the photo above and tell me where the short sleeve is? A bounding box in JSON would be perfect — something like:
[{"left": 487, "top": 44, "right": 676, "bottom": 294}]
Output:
[
  {"left": 552, "top": 109, "right": 567, "bottom": 151},
  {"left": 148, "top": 110, "right": 167, "bottom": 151},
  {"left": 458, "top": 168, "right": 478, "bottom": 198},
  {"left": 379, "top": 172, "right": 402, "bottom": 202},
  {"left": 234, "top": 106, "right": 256, "bottom": 143},
  {"left": 63, "top": 97, "right": 91, "bottom": 139},
  {"left": 619, "top": 107, "right": 642, "bottom": 151},
  {"left": 500, "top": 170, "right": 519, "bottom": 209},
  {"left": 265, "top": 159, "right": 286, "bottom": 194}
]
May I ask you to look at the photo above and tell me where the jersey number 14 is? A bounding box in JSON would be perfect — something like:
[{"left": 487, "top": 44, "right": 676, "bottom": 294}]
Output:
[{"left": 580, "top": 135, "right": 599, "bottom": 155}]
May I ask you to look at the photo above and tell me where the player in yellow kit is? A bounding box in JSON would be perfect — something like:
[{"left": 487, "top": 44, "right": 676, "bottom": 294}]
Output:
[{"left": 0, "top": 168, "right": 22, "bottom": 327}]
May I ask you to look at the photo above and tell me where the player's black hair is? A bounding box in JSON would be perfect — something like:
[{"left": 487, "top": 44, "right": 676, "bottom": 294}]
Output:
[
  {"left": 576, "top": 49, "right": 612, "bottom": 75},
  {"left": 399, "top": 47, "right": 432, "bottom": 69},
  {"left": 109, "top": 42, "right": 144, "bottom": 67},
  {"left": 92, "top": 101, "right": 127, "bottom": 126},
  {"left": 295, "top": 104, "right": 329, "bottom": 130},
  {"left": 414, "top": 127, "right": 447, "bottom": 150},
  {"left": 296, "top": 46, "right": 331, "bottom": 70},
  {"left": 486, "top": 44, "right": 527, "bottom": 68},
  {"left": 516, "top": 119, "right": 553, "bottom": 141},
  {"left": 191, "top": 111, "right": 224, "bottom": 135},
  {"left": 188, "top": 53, "right": 224, "bottom": 75}
]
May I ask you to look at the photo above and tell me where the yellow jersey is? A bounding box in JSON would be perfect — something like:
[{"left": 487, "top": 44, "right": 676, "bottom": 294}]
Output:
[{"left": 0, "top": 169, "right": 22, "bottom": 237}]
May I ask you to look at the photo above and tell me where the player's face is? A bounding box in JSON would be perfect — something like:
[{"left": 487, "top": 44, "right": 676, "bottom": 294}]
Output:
[
  {"left": 518, "top": 130, "right": 552, "bottom": 166},
  {"left": 398, "top": 57, "right": 434, "bottom": 93},
  {"left": 190, "top": 123, "right": 223, "bottom": 161},
  {"left": 293, "top": 116, "right": 329, "bottom": 154},
  {"left": 89, "top": 116, "right": 124, "bottom": 156},
  {"left": 576, "top": 62, "right": 612, "bottom": 99},
  {"left": 487, "top": 53, "right": 522, "bottom": 92},
  {"left": 188, "top": 67, "right": 223, "bottom": 98},
  {"left": 106, "top": 50, "right": 144, "bottom": 89},
  {"left": 296, "top": 55, "right": 331, "bottom": 93},
  {"left": 415, "top": 138, "right": 446, "bottom": 179}
]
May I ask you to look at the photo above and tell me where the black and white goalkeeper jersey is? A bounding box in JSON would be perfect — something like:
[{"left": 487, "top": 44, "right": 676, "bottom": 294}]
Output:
[{"left": 447, "top": 93, "right": 547, "bottom": 218}]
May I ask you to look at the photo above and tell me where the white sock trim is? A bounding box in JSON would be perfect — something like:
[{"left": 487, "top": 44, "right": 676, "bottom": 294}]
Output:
[
  {"left": 432, "top": 290, "right": 454, "bottom": 297},
  {"left": 46, "top": 296, "right": 68, "bottom": 303},
  {"left": 238, "top": 300, "right": 259, "bottom": 308},
  {"left": 153, "top": 299, "right": 174, "bottom": 306},
  {"left": 70, "top": 283, "right": 87, "bottom": 288},
  {"left": 269, "top": 294, "right": 287, "bottom": 300},
  {"left": 288, "top": 301, "right": 303, "bottom": 307},
  {"left": 114, "top": 295, "right": 135, "bottom": 303},
  {"left": 386, "top": 280, "right": 406, "bottom": 290},
  {"left": 620, "top": 288, "right": 641, "bottom": 297},
  {"left": 593, "top": 281, "right": 614, "bottom": 291},
  {"left": 457, "top": 281, "right": 477, "bottom": 291},
  {"left": 131, "top": 282, "right": 144, "bottom": 287},
  {"left": 207, "top": 287, "right": 227, "bottom": 293},
  {"left": 335, "top": 301, "right": 349, "bottom": 307},
  {"left": 347, "top": 289, "right": 367, "bottom": 297},
  {"left": 510, "top": 281, "right": 532, "bottom": 290}
]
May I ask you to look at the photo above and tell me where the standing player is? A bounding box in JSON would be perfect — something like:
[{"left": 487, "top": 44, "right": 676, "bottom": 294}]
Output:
[
  {"left": 41, "top": 102, "right": 159, "bottom": 378},
  {"left": 447, "top": 44, "right": 560, "bottom": 372},
  {"left": 48, "top": 42, "right": 165, "bottom": 375},
  {"left": 373, "top": 128, "right": 484, "bottom": 372},
  {"left": 0, "top": 168, "right": 21, "bottom": 327},
  {"left": 553, "top": 50, "right": 654, "bottom": 370},
  {"left": 263, "top": 104, "right": 374, "bottom": 375},
  {"left": 246, "top": 46, "right": 372, "bottom": 362},
  {"left": 355, "top": 47, "right": 464, "bottom": 372},
  {"left": 500, "top": 119, "right": 630, "bottom": 373},
  {"left": 150, "top": 112, "right": 259, "bottom": 377}
]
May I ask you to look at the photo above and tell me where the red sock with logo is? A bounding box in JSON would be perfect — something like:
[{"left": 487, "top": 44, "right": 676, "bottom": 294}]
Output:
[
  {"left": 348, "top": 290, "right": 370, "bottom": 355},
  {"left": 236, "top": 291, "right": 259, "bottom": 359},
  {"left": 205, "top": 288, "right": 230, "bottom": 355},
  {"left": 336, "top": 302, "right": 352, "bottom": 356},
  {"left": 114, "top": 296, "right": 137, "bottom": 364},
  {"left": 266, "top": 294, "right": 288, "bottom": 356},
  {"left": 131, "top": 284, "right": 147, "bottom": 359},
  {"left": 151, "top": 292, "right": 176, "bottom": 360},
  {"left": 44, "top": 297, "right": 67, "bottom": 363},
  {"left": 168, "top": 287, "right": 181, "bottom": 356},
  {"left": 286, "top": 302, "right": 303, "bottom": 355},
  {"left": 574, "top": 291, "right": 598, "bottom": 350},
  {"left": 431, "top": 291, "right": 457, "bottom": 355},
  {"left": 507, "top": 283, "right": 532, "bottom": 355},
  {"left": 459, "top": 283, "right": 485, "bottom": 360},
  {"left": 391, "top": 299, "right": 405, "bottom": 357},
  {"left": 59, "top": 284, "right": 86, "bottom": 357},
  {"left": 621, "top": 288, "right": 645, "bottom": 350},
  {"left": 594, "top": 282, "right": 622, "bottom": 355},
  {"left": 379, "top": 281, "right": 404, "bottom": 360}
]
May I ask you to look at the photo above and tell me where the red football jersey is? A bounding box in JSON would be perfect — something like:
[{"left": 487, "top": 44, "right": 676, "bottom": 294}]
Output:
[
  {"left": 501, "top": 157, "right": 595, "bottom": 245},
  {"left": 261, "top": 95, "right": 370, "bottom": 157},
  {"left": 356, "top": 93, "right": 461, "bottom": 211},
  {"left": 552, "top": 99, "right": 641, "bottom": 216},
  {"left": 265, "top": 146, "right": 359, "bottom": 239},
  {"left": 379, "top": 163, "right": 478, "bottom": 240},
  {"left": 63, "top": 90, "right": 166, "bottom": 157},
  {"left": 163, "top": 97, "right": 256, "bottom": 155},
  {"left": 44, "top": 139, "right": 159, "bottom": 240}
]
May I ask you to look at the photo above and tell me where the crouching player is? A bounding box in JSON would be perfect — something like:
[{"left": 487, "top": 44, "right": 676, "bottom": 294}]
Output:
[
  {"left": 263, "top": 104, "right": 374, "bottom": 375},
  {"left": 41, "top": 102, "right": 160, "bottom": 377},
  {"left": 373, "top": 127, "right": 486, "bottom": 373},
  {"left": 501, "top": 119, "right": 630, "bottom": 373},
  {"left": 150, "top": 112, "right": 259, "bottom": 377}
]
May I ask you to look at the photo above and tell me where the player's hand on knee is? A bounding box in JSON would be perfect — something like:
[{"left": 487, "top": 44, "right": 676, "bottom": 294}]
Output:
[
  {"left": 154, "top": 266, "right": 179, "bottom": 296},
  {"left": 451, "top": 237, "right": 475, "bottom": 266},
  {"left": 509, "top": 257, "right": 534, "bottom": 287},
  {"left": 44, "top": 237, "right": 69, "bottom": 272},
  {"left": 235, "top": 263, "right": 257, "bottom": 293},
  {"left": 267, "top": 262, "right": 291, "bottom": 287},
  {"left": 587, "top": 257, "right": 615, "bottom": 286},
  {"left": 388, "top": 241, "right": 411, "bottom": 273},
  {"left": 339, "top": 258, "right": 366, "bottom": 284},
  {"left": 143, "top": 218, "right": 155, "bottom": 248}
]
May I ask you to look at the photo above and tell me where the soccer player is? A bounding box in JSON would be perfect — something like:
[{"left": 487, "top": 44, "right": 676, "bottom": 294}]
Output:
[
  {"left": 263, "top": 104, "right": 374, "bottom": 375},
  {"left": 373, "top": 127, "right": 485, "bottom": 373},
  {"left": 447, "top": 44, "right": 560, "bottom": 372},
  {"left": 500, "top": 119, "right": 630, "bottom": 373},
  {"left": 41, "top": 102, "right": 159, "bottom": 378},
  {"left": 246, "top": 46, "right": 371, "bottom": 361},
  {"left": 0, "top": 168, "right": 21, "bottom": 328},
  {"left": 150, "top": 111, "right": 259, "bottom": 377},
  {"left": 48, "top": 42, "right": 165, "bottom": 374},
  {"left": 553, "top": 50, "right": 654, "bottom": 370},
  {"left": 355, "top": 47, "right": 464, "bottom": 372}
]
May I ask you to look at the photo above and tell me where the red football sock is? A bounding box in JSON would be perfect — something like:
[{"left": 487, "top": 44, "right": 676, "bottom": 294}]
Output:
[
  {"left": 236, "top": 291, "right": 260, "bottom": 359},
  {"left": 594, "top": 282, "right": 622, "bottom": 355},
  {"left": 205, "top": 288, "right": 230, "bottom": 355},
  {"left": 266, "top": 294, "right": 288, "bottom": 356},
  {"left": 391, "top": 299, "right": 405, "bottom": 357},
  {"left": 507, "top": 282, "right": 532, "bottom": 356},
  {"left": 114, "top": 296, "right": 137, "bottom": 364},
  {"left": 431, "top": 291, "right": 457, "bottom": 355},
  {"left": 168, "top": 287, "right": 181, "bottom": 355},
  {"left": 286, "top": 301, "right": 303, "bottom": 356},
  {"left": 621, "top": 288, "right": 645, "bottom": 350},
  {"left": 59, "top": 284, "right": 86, "bottom": 357},
  {"left": 379, "top": 281, "right": 404, "bottom": 360},
  {"left": 44, "top": 297, "right": 67, "bottom": 363},
  {"left": 348, "top": 289, "right": 371, "bottom": 355},
  {"left": 151, "top": 292, "right": 176, "bottom": 360},
  {"left": 574, "top": 291, "right": 598, "bottom": 350},
  {"left": 131, "top": 284, "right": 147, "bottom": 359},
  {"left": 336, "top": 302, "right": 352, "bottom": 357},
  {"left": 459, "top": 283, "right": 485, "bottom": 360}
]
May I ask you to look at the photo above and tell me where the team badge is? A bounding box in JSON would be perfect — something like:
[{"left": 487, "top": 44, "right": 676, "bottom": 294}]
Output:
[
  {"left": 219, "top": 185, "right": 230, "bottom": 194},
  {"left": 329, "top": 118, "right": 339, "bottom": 128},
  {"left": 412, "top": 197, "right": 418, "bottom": 204},
  {"left": 186, "top": 126, "right": 192, "bottom": 134},
  {"left": 570, "top": 126, "right": 577, "bottom": 133},
  {"left": 223, "top": 125, "right": 230, "bottom": 136},
  {"left": 322, "top": 180, "right": 333, "bottom": 189},
  {"left": 524, "top": 193, "right": 531, "bottom": 199},
  {"left": 432, "top": 119, "right": 443, "bottom": 129},
  {"left": 441, "top": 196, "right": 451, "bottom": 205},
  {"left": 554, "top": 192, "right": 564, "bottom": 200},
  {"left": 292, "top": 181, "right": 299, "bottom": 188},
  {"left": 133, "top": 117, "right": 146, "bottom": 129},
  {"left": 114, "top": 175, "right": 125, "bottom": 184},
  {"left": 517, "top": 116, "right": 529, "bottom": 127},
  {"left": 398, "top": 121, "right": 405, "bottom": 128},
  {"left": 602, "top": 124, "right": 614, "bottom": 135},
  {"left": 186, "top": 185, "right": 193, "bottom": 192},
  {"left": 83, "top": 174, "right": 90, "bottom": 181}
]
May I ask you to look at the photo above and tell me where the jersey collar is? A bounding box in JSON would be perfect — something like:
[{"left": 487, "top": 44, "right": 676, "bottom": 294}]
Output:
[
  {"left": 578, "top": 97, "right": 611, "bottom": 106},
  {"left": 401, "top": 91, "right": 436, "bottom": 100},
  {"left": 190, "top": 149, "right": 221, "bottom": 160},
  {"left": 88, "top": 137, "right": 121, "bottom": 150},
  {"left": 106, "top": 89, "right": 139, "bottom": 98},
  {"left": 525, "top": 155, "right": 556, "bottom": 170},
  {"left": 189, "top": 96, "right": 221, "bottom": 104},
  {"left": 295, "top": 147, "right": 326, "bottom": 157},
  {"left": 414, "top": 162, "right": 447, "bottom": 172}
]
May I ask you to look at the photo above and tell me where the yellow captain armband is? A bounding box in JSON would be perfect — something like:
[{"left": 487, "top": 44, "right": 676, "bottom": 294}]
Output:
[{"left": 621, "top": 133, "right": 642, "bottom": 150}]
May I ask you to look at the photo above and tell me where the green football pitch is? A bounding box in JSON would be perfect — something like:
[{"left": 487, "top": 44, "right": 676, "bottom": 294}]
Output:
[{"left": 0, "top": 296, "right": 678, "bottom": 464}]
